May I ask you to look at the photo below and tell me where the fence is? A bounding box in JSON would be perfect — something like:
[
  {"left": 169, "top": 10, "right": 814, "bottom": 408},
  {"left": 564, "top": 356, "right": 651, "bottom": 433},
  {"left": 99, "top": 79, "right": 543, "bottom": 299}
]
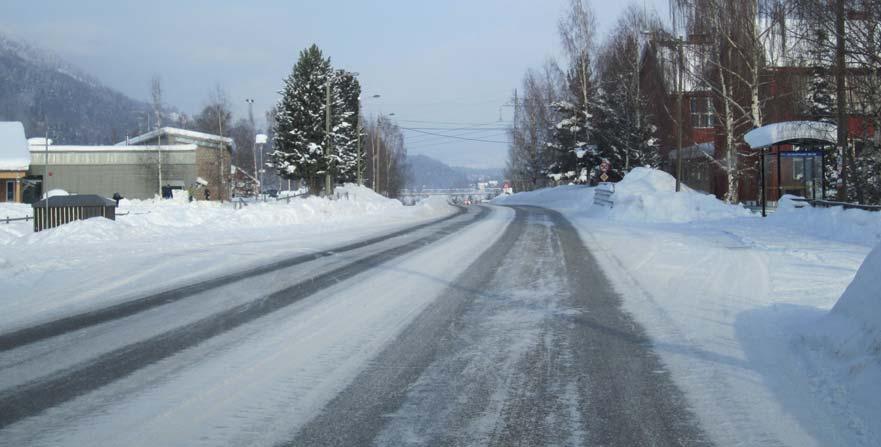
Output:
[
  {"left": 790, "top": 197, "right": 881, "bottom": 212},
  {"left": 593, "top": 183, "right": 615, "bottom": 208},
  {"left": 32, "top": 195, "right": 117, "bottom": 232}
]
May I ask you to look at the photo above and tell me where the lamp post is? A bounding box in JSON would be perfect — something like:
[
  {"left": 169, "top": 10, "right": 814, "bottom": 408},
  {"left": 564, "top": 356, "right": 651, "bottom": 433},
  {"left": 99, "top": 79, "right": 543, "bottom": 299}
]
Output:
[
  {"left": 357, "top": 92, "right": 382, "bottom": 186},
  {"left": 245, "top": 98, "right": 257, "bottom": 197},
  {"left": 255, "top": 133, "right": 268, "bottom": 200}
]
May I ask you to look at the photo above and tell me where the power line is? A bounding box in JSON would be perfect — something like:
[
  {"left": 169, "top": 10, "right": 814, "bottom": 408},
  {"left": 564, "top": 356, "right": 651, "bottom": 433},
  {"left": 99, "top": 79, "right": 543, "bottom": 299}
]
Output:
[
  {"left": 400, "top": 121, "right": 511, "bottom": 145},
  {"left": 407, "top": 131, "right": 509, "bottom": 145},
  {"left": 404, "top": 128, "right": 510, "bottom": 145},
  {"left": 402, "top": 127, "right": 510, "bottom": 131},
  {"left": 401, "top": 127, "right": 510, "bottom": 144},
  {"left": 395, "top": 119, "right": 511, "bottom": 126},
  {"left": 372, "top": 98, "right": 508, "bottom": 107},
  {"left": 406, "top": 133, "right": 511, "bottom": 150}
]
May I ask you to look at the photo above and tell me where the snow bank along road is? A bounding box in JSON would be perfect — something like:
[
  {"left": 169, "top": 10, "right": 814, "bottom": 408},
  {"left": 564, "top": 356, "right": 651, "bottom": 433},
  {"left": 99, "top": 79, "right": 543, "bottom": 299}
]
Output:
[{"left": 1, "top": 204, "right": 710, "bottom": 446}]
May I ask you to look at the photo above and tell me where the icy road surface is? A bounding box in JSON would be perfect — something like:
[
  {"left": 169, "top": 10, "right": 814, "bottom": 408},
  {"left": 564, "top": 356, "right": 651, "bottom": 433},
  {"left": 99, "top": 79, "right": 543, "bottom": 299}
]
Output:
[{"left": 0, "top": 205, "right": 710, "bottom": 446}]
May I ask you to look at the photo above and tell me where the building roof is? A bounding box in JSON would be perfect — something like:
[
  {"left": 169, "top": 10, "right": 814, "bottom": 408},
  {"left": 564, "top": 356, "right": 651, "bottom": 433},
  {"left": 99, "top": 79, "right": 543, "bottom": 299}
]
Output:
[
  {"left": 120, "top": 127, "right": 234, "bottom": 150},
  {"left": 32, "top": 194, "right": 117, "bottom": 208},
  {"left": 0, "top": 122, "right": 30, "bottom": 171},
  {"left": 744, "top": 121, "right": 837, "bottom": 149},
  {"left": 29, "top": 143, "right": 198, "bottom": 152}
]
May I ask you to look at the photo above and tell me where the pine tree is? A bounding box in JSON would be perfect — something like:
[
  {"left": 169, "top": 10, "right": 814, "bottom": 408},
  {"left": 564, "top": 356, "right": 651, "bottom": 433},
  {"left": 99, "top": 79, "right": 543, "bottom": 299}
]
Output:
[{"left": 271, "top": 44, "right": 333, "bottom": 194}]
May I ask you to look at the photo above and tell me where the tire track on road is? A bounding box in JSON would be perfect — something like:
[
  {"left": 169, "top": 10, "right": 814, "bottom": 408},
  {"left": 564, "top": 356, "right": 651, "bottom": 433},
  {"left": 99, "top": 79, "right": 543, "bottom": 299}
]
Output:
[
  {"left": 0, "top": 206, "right": 488, "bottom": 429},
  {"left": 0, "top": 208, "right": 467, "bottom": 352}
]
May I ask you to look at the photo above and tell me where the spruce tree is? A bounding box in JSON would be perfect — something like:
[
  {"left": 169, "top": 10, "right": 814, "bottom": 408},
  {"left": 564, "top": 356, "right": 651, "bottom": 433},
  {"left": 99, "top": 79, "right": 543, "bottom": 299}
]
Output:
[
  {"left": 271, "top": 44, "right": 332, "bottom": 194},
  {"left": 547, "top": 55, "right": 595, "bottom": 184},
  {"left": 332, "top": 70, "right": 361, "bottom": 183},
  {"left": 593, "top": 85, "right": 661, "bottom": 181}
]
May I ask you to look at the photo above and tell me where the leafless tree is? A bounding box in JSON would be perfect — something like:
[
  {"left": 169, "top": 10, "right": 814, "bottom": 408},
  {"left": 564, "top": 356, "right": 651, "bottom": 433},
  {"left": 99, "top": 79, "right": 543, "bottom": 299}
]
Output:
[
  {"left": 150, "top": 76, "right": 162, "bottom": 130},
  {"left": 364, "top": 115, "right": 408, "bottom": 197},
  {"left": 507, "top": 62, "right": 565, "bottom": 191}
]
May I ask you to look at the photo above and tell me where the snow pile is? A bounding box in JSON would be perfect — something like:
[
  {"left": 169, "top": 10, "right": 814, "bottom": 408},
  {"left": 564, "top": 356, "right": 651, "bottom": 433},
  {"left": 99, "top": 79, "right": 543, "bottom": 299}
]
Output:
[
  {"left": 797, "top": 243, "right": 881, "bottom": 433},
  {"left": 602, "top": 167, "right": 751, "bottom": 223},
  {"left": 772, "top": 195, "right": 881, "bottom": 245},
  {"left": 0, "top": 185, "right": 457, "bottom": 329},
  {"left": 828, "top": 243, "right": 881, "bottom": 357},
  {"left": 0, "top": 184, "right": 452, "bottom": 247},
  {"left": 495, "top": 168, "right": 751, "bottom": 223},
  {"left": 492, "top": 184, "right": 595, "bottom": 214}
]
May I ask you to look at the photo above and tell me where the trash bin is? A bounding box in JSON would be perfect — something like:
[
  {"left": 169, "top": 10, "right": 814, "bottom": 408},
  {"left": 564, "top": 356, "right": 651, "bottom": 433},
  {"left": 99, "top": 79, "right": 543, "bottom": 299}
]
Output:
[{"left": 32, "top": 194, "right": 117, "bottom": 232}]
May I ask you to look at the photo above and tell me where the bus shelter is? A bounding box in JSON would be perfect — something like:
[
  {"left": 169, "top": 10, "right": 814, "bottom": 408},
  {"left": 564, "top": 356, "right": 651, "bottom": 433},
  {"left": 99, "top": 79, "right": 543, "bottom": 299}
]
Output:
[{"left": 744, "top": 121, "right": 837, "bottom": 217}]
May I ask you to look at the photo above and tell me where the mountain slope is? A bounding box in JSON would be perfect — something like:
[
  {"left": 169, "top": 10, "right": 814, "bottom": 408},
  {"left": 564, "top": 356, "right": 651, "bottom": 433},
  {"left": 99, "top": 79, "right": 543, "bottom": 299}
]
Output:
[
  {"left": 0, "top": 33, "right": 150, "bottom": 145},
  {"left": 406, "top": 154, "right": 470, "bottom": 189},
  {"left": 407, "top": 154, "right": 504, "bottom": 189}
]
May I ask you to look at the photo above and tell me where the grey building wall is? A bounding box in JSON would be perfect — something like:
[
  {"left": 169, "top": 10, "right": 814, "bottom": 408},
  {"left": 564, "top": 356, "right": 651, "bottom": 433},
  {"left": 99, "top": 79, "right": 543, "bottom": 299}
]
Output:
[{"left": 28, "top": 150, "right": 197, "bottom": 199}]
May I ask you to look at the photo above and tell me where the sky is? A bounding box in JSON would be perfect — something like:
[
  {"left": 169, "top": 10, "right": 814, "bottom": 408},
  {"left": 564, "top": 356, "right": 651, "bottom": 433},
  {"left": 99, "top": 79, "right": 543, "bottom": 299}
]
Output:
[{"left": 2, "top": 0, "right": 669, "bottom": 169}]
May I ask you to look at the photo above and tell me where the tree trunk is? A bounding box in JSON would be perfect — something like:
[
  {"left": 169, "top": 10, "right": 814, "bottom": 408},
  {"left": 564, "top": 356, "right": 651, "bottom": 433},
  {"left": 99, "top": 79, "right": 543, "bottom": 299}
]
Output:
[
  {"left": 835, "top": 0, "right": 849, "bottom": 201},
  {"left": 719, "top": 45, "right": 740, "bottom": 203}
]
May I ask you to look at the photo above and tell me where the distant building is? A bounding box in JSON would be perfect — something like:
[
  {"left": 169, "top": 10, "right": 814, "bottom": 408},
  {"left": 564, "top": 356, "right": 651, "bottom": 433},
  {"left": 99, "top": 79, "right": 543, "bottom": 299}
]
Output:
[
  {"left": 24, "top": 127, "right": 233, "bottom": 202},
  {"left": 0, "top": 122, "right": 30, "bottom": 203}
]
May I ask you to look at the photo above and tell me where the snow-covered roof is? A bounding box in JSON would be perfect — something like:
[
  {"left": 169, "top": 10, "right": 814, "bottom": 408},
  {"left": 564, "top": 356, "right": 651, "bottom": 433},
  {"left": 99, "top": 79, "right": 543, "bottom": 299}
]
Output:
[
  {"left": 744, "top": 121, "right": 837, "bottom": 149},
  {"left": 120, "top": 127, "right": 234, "bottom": 150},
  {"left": 29, "top": 144, "right": 198, "bottom": 152},
  {"left": 0, "top": 122, "right": 30, "bottom": 171}
]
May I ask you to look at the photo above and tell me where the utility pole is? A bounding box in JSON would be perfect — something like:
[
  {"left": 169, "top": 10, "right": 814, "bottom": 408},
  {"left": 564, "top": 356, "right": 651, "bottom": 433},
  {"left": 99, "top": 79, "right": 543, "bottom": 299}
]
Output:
[
  {"left": 324, "top": 75, "right": 334, "bottom": 196},
  {"left": 43, "top": 124, "right": 49, "bottom": 231},
  {"left": 218, "top": 105, "right": 225, "bottom": 203},
  {"left": 676, "top": 36, "right": 684, "bottom": 192},
  {"left": 246, "top": 98, "right": 258, "bottom": 197},
  {"left": 356, "top": 114, "right": 363, "bottom": 186},
  {"left": 157, "top": 131, "right": 163, "bottom": 199},
  {"left": 374, "top": 116, "right": 381, "bottom": 194},
  {"left": 651, "top": 31, "right": 685, "bottom": 192},
  {"left": 152, "top": 78, "right": 163, "bottom": 199},
  {"left": 631, "top": 25, "right": 643, "bottom": 172}
]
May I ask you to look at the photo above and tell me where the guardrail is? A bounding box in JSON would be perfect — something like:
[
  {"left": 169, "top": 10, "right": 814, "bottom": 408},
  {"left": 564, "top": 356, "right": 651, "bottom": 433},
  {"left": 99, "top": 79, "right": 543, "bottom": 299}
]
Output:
[
  {"left": 593, "top": 183, "right": 615, "bottom": 208},
  {"left": 2, "top": 215, "right": 33, "bottom": 224},
  {"left": 790, "top": 197, "right": 881, "bottom": 212}
]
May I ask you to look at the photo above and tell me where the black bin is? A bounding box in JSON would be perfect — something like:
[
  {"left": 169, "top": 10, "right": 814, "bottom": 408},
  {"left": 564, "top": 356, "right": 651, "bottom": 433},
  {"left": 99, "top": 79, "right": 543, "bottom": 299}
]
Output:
[{"left": 32, "top": 195, "right": 117, "bottom": 232}]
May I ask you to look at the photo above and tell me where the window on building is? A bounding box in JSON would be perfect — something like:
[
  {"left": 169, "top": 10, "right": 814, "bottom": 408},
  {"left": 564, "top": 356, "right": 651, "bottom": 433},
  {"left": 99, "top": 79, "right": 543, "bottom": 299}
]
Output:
[
  {"left": 6, "top": 180, "right": 14, "bottom": 202},
  {"left": 690, "top": 96, "right": 715, "bottom": 128}
]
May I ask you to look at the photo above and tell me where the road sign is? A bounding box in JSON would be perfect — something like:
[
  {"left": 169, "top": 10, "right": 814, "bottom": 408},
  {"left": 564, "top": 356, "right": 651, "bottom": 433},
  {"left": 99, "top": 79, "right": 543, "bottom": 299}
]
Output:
[{"left": 600, "top": 173, "right": 609, "bottom": 182}]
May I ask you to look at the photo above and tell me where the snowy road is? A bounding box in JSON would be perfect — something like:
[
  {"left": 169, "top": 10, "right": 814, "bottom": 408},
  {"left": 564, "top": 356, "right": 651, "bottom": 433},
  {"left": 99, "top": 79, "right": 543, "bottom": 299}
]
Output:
[
  {"left": 289, "top": 206, "right": 709, "bottom": 446},
  {"left": 0, "top": 204, "right": 712, "bottom": 446}
]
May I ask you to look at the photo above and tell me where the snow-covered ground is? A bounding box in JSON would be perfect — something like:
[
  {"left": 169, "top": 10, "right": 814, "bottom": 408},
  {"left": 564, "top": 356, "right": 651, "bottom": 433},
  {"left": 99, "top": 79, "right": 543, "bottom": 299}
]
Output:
[
  {"left": 495, "top": 168, "right": 881, "bottom": 446},
  {"left": 0, "top": 184, "right": 456, "bottom": 332}
]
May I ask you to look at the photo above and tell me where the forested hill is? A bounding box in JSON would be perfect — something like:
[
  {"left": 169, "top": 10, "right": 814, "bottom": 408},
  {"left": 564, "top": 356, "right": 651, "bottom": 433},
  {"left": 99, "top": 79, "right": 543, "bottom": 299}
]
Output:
[{"left": 0, "top": 33, "right": 150, "bottom": 145}]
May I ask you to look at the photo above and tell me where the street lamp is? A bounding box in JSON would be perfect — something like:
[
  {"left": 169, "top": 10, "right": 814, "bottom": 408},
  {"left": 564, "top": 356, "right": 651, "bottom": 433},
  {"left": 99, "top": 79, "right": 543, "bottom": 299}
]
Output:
[
  {"left": 256, "top": 133, "right": 268, "bottom": 200},
  {"left": 357, "top": 92, "right": 383, "bottom": 186}
]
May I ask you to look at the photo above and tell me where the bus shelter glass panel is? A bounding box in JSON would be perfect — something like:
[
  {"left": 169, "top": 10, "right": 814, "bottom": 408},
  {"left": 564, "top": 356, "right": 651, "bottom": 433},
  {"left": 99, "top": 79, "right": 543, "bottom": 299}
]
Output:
[{"left": 764, "top": 151, "right": 823, "bottom": 200}]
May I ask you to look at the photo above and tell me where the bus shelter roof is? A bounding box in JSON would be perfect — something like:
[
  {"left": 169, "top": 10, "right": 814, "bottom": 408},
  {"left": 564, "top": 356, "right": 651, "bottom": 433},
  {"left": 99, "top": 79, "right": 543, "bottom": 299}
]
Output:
[{"left": 744, "top": 121, "right": 837, "bottom": 149}]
